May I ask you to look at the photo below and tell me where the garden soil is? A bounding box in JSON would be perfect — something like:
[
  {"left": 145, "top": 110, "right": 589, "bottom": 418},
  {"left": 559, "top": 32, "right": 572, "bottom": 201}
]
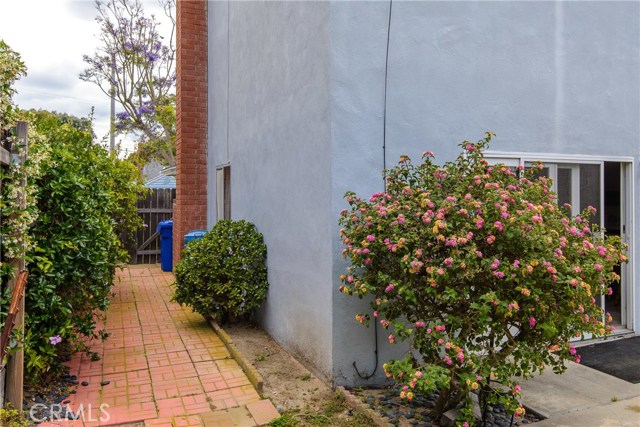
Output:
[{"left": 223, "top": 321, "right": 376, "bottom": 426}]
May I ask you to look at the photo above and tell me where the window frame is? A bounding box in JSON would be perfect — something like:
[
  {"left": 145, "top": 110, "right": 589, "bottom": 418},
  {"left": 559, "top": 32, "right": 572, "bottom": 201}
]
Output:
[{"left": 216, "top": 164, "right": 231, "bottom": 221}]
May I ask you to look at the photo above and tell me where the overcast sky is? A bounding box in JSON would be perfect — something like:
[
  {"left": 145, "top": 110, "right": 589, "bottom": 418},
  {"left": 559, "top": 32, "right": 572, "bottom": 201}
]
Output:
[{"left": 1, "top": 0, "right": 172, "bottom": 157}]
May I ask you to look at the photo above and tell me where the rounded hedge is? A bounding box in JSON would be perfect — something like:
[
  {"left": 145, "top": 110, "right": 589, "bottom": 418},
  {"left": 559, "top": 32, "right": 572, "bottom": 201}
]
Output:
[{"left": 173, "top": 220, "right": 268, "bottom": 321}]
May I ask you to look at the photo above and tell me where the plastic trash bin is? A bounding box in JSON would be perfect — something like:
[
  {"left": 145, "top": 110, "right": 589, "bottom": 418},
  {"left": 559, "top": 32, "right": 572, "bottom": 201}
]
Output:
[
  {"left": 184, "top": 229, "right": 207, "bottom": 247},
  {"left": 157, "top": 220, "right": 174, "bottom": 272}
]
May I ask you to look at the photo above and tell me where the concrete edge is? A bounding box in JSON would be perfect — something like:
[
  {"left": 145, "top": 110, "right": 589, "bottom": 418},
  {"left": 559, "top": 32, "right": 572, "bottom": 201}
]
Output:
[
  {"left": 336, "top": 386, "right": 392, "bottom": 427},
  {"left": 524, "top": 403, "right": 551, "bottom": 422},
  {"left": 206, "top": 317, "right": 265, "bottom": 395}
]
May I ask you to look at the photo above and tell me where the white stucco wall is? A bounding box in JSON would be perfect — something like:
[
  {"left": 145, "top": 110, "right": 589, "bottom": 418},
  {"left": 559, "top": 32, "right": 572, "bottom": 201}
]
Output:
[
  {"left": 330, "top": 0, "right": 640, "bottom": 385},
  {"left": 207, "top": 1, "right": 334, "bottom": 378}
]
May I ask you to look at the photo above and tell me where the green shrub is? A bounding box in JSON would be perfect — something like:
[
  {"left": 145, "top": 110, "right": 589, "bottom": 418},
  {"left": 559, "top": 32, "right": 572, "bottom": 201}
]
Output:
[
  {"left": 0, "top": 40, "right": 26, "bottom": 130},
  {"left": 174, "top": 220, "right": 268, "bottom": 321},
  {"left": 24, "top": 110, "right": 145, "bottom": 378},
  {"left": 1, "top": 41, "right": 146, "bottom": 379},
  {"left": 0, "top": 404, "right": 30, "bottom": 427}
]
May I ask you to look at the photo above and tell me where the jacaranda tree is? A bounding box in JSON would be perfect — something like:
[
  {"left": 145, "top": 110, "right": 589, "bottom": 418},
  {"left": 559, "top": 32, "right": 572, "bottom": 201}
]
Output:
[
  {"left": 81, "top": 0, "right": 176, "bottom": 166},
  {"left": 339, "top": 133, "right": 626, "bottom": 425}
]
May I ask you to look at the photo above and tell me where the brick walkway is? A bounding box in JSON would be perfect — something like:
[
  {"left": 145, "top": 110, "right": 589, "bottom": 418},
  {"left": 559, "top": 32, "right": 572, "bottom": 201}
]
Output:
[{"left": 40, "top": 265, "right": 279, "bottom": 427}]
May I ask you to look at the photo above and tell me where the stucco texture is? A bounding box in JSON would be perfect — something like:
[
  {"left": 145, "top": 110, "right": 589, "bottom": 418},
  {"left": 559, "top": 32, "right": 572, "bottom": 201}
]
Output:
[
  {"left": 208, "top": 0, "right": 640, "bottom": 386},
  {"left": 330, "top": 0, "right": 639, "bottom": 386},
  {"left": 208, "top": 1, "right": 334, "bottom": 378}
]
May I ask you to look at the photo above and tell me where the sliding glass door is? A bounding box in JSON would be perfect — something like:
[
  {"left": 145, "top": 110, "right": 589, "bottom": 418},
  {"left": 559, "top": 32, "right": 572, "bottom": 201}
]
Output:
[
  {"left": 487, "top": 154, "right": 634, "bottom": 332},
  {"left": 536, "top": 161, "right": 630, "bottom": 330}
]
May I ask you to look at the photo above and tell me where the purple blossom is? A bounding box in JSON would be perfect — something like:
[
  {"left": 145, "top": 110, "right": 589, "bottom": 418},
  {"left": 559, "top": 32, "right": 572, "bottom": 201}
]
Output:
[
  {"left": 49, "top": 335, "right": 62, "bottom": 345},
  {"left": 136, "top": 105, "right": 154, "bottom": 116}
]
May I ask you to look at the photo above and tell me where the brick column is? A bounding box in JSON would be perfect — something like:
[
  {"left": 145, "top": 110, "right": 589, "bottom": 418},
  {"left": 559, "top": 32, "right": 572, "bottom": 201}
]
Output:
[{"left": 174, "top": 0, "right": 208, "bottom": 265}]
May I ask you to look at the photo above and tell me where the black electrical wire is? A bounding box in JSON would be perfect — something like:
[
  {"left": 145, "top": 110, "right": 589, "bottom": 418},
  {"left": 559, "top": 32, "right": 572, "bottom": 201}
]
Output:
[
  {"left": 353, "top": 0, "right": 393, "bottom": 381},
  {"left": 353, "top": 320, "right": 379, "bottom": 380},
  {"left": 382, "top": 0, "right": 392, "bottom": 174}
]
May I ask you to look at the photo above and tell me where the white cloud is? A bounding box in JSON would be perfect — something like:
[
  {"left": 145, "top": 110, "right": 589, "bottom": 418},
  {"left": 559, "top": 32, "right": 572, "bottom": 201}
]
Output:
[{"left": 0, "top": 0, "right": 173, "bottom": 158}]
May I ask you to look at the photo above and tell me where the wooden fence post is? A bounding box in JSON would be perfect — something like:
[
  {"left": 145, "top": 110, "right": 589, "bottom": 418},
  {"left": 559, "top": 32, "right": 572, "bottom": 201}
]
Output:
[{"left": 5, "top": 121, "right": 28, "bottom": 410}]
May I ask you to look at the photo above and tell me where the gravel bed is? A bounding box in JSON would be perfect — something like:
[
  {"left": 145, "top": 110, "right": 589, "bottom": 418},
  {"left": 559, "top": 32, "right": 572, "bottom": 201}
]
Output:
[{"left": 351, "top": 386, "right": 543, "bottom": 427}]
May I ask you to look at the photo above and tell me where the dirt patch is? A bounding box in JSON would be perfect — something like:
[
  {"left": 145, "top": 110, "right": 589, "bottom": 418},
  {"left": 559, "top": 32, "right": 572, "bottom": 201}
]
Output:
[
  {"left": 222, "top": 322, "right": 544, "bottom": 427},
  {"left": 223, "top": 321, "right": 376, "bottom": 426},
  {"left": 223, "top": 322, "right": 328, "bottom": 411}
]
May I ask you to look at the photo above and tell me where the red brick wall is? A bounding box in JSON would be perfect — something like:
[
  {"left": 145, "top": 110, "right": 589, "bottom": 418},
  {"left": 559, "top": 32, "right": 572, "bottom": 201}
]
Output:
[{"left": 174, "top": 0, "right": 208, "bottom": 265}]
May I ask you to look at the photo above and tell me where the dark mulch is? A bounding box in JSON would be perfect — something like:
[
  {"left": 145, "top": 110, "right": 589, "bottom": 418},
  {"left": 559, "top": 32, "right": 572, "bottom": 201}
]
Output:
[
  {"left": 351, "top": 386, "right": 542, "bottom": 427},
  {"left": 23, "top": 368, "right": 79, "bottom": 425},
  {"left": 577, "top": 336, "right": 640, "bottom": 383}
]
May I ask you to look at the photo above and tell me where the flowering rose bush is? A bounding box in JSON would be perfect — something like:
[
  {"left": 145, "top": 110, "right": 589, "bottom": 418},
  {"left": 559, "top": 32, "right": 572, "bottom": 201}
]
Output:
[{"left": 339, "top": 133, "right": 626, "bottom": 425}]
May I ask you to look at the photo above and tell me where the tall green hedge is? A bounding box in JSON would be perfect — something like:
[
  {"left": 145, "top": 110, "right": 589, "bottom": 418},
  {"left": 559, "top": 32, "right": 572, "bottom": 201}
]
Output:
[{"left": 24, "top": 110, "right": 146, "bottom": 377}]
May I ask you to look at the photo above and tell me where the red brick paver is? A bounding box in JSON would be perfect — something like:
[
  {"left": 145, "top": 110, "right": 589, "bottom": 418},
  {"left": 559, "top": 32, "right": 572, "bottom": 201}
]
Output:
[{"left": 39, "top": 265, "right": 277, "bottom": 427}]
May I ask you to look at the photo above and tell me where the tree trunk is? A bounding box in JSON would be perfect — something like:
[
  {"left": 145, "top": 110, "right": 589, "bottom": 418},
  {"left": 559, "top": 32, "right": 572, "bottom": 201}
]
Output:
[{"left": 430, "top": 386, "right": 451, "bottom": 421}]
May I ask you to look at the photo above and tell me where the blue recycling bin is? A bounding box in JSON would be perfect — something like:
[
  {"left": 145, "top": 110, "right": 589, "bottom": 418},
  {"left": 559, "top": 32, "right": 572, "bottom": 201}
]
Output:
[
  {"left": 157, "top": 220, "right": 174, "bottom": 272},
  {"left": 184, "top": 229, "right": 207, "bottom": 247}
]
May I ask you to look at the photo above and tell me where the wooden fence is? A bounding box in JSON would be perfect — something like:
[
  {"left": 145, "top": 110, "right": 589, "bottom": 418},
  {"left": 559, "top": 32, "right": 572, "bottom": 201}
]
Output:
[
  {"left": 0, "top": 122, "right": 28, "bottom": 409},
  {"left": 125, "top": 188, "right": 175, "bottom": 264}
]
